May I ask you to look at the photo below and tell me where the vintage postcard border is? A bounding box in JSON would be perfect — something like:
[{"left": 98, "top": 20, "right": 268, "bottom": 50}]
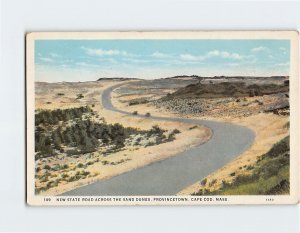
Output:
[{"left": 26, "top": 31, "right": 299, "bottom": 205}]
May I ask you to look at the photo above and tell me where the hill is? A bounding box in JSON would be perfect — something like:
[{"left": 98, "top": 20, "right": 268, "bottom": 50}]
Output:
[
  {"left": 166, "top": 81, "right": 289, "bottom": 99},
  {"left": 97, "top": 77, "right": 138, "bottom": 81},
  {"left": 165, "top": 75, "right": 287, "bottom": 80}
]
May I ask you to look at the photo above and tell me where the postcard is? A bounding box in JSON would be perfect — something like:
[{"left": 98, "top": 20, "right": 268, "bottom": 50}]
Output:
[{"left": 26, "top": 31, "right": 299, "bottom": 205}]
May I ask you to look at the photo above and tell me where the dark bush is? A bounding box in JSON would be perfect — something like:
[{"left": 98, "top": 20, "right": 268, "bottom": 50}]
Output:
[
  {"left": 172, "top": 129, "right": 181, "bottom": 134},
  {"left": 61, "top": 173, "right": 69, "bottom": 179},
  {"left": 76, "top": 93, "right": 84, "bottom": 99},
  {"left": 35, "top": 106, "right": 92, "bottom": 125},
  {"left": 249, "top": 90, "right": 255, "bottom": 97},
  {"left": 209, "top": 179, "right": 217, "bottom": 187},
  {"left": 43, "top": 165, "right": 51, "bottom": 170},
  {"left": 35, "top": 107, "right": 169, "bottom": 159},
  {"left": 77, "top": 163, "right": 84, "bottom": 168},
  {"left": 129, "top": 99, "right": 149, "bottom": 106},
  {"left": 265, "top": 136, "right": 289, "bottom": 158},
  {"left": 102, "top": 160, "right": 109, "bottom": 165}
]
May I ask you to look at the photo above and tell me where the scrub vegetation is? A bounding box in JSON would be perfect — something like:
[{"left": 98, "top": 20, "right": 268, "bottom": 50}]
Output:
[
  {"left": 192, "top": 136, "right": 290, "bottom": 195},
  {"left": 35, "top": 106, "right": 178, "bottom": 160}
]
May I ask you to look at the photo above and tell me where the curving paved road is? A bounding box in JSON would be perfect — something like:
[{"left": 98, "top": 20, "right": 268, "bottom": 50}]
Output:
[{"left": 63, "top": 83, "right": 255, "bottom": 196}]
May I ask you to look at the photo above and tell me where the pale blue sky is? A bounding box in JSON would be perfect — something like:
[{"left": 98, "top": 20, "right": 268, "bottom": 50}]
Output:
[{"left": 35, "top": 39, "right": 290, "bottom": 82}]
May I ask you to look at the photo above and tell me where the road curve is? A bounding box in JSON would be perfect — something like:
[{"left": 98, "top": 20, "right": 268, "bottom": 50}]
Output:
[{"left": 63, "top": 83, "right": 255, "bottom": 196}]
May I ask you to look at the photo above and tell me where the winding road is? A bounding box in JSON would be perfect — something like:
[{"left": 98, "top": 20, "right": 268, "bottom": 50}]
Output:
[{"left": 63, "top": 83, "right": 255, "bottom": 196}]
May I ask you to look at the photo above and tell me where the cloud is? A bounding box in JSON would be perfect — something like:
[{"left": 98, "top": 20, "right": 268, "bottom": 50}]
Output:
[
  {"left": 180, "top": 54, "right": 203, "bottom": 61},
  {"left": 122, "top": 58, "right": 151, "bottom": 63},
  {"left": 251, "top": 46, "right": 268, "bottom": 52},
  {"left": 39, "top": 57, "right": 54, "bottom": 62},
  {"left": 279, "top": 47, "right": 288, "bottom": 55},
  {"left": 49, "top": 53, "right": 60, "bottom": 58},
  {"left": 82, "top": 46, "right": 128, "bottom": 56},
  {"left": 276, "top": 62, "right": 290, "bottom": 67},
  {"left": 180, "top": 50, "right": 244, "bottom": 61},
  {"left": 75, "top": 62, "right": 100, "bottom": 68},
  {"left": 152, "top": 52, "right": 171, "bottom": 58},
  {"left": 206, "top": 50, "right": 244, "bottom": 60},
  {"left": 99, "top": 58, "right": 118, "bottom": 64}
]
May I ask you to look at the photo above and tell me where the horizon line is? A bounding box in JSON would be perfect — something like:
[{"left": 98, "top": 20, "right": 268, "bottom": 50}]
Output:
[{"left": 35, "top": 74, "right": 289, "bottom": 83}]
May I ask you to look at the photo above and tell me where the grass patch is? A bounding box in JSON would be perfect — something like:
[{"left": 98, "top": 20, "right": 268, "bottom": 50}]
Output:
[
  {"left": 192, "top": 136, "right": 290, "bottom": 196},
  {"left": 129, "top": 98, "right": 149, "bottom": 106}
]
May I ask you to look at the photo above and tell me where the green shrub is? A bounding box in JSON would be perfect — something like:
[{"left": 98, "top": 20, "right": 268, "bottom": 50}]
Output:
[
  {"left": 147, "top": 125, "right": 166, "bottom": 137},
  {"left": 76, "top": 94, "right": 84, "bottom": 99},
  {"left": 265, "top": 136, "right": 289, "bottom": 158},
  {"left": 77, "top": 163, "right": 84, "bottom": 168},
  {"left": 40, "top": 176, "right": 49, "bottom": 183},
  {"left": 61, "top": 173, "right": 69, "bottom": 179},
  {"left": 67, "top": 175, "right": 81, "bottom": 182},
  {"left": 86, "top": 161, "right": 94, "bottom": 166},
  {"left": 249, "top": 90, "right": 255, "bottom": 97},
  {"left": 172, "top": 129, "right": 181, "bottom": 134},
  {"left": 209, "top": 179, "right": 217, "bottom": 187},
  {"left": 193, "top": 136, "right": 290, "bottom": 196},
  {"left": 246, "top": 165, "right": 254, "bottom": 170},
  {"left": 102, "top": 160, "right": 109, "bottom": 165},
  {"left": 35, "top": 106, "right": 92, "bottom": 125},
  {"left": 35, "top": 107, "right": 169, "bottom": 158},
  {"left": 167, "top": 129, "right": 181, "bottom": 142},
  {"left": 43, "top": 165, "right": 51, "bottom": 170},
  {"left": 129, "top": 99, "right": 149, "bottom": 106},
  {"left": 51, "top": 165, "right": 61, "bottom": 171},
  {"left": 81, "top": 170, "right": 90, "bottom": 176}
]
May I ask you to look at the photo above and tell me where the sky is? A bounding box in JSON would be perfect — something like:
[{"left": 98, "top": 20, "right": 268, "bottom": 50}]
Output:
[{"left": 35, "top": 39, "right": 290, "bottom": 82}]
